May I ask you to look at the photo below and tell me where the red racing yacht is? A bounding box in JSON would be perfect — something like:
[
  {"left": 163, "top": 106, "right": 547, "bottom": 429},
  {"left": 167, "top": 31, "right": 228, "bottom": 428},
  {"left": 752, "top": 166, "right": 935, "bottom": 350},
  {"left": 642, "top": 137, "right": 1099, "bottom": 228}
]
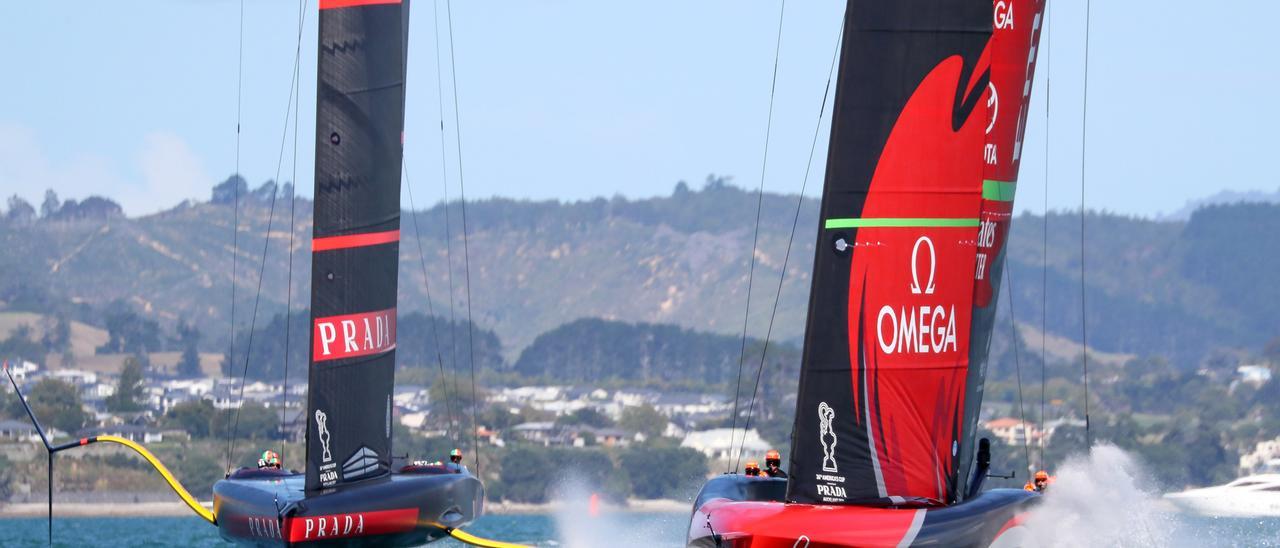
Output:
[{"left": 688, "top": 0, "right": 1047, "bottom": 545}]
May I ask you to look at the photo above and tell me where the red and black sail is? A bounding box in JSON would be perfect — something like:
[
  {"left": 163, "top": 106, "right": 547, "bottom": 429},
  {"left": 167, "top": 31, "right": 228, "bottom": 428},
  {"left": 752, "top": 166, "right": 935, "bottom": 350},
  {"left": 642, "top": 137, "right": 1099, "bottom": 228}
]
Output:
[
  {"left": 786, "top": 0, "right": 1045, "bottom": 505},
  {"left": 305, "top": 0, "right": 409, "bottom": 492}
]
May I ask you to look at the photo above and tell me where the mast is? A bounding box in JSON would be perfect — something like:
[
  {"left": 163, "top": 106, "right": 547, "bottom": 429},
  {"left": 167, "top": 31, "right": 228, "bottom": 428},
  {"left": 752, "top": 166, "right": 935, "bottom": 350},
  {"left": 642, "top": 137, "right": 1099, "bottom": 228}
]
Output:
[
  {"left": 306, "top": 0, "right": 410, "bottom": 492},
  {"left": 785, "top": 0, "right": 1045, "bottom": 505}
]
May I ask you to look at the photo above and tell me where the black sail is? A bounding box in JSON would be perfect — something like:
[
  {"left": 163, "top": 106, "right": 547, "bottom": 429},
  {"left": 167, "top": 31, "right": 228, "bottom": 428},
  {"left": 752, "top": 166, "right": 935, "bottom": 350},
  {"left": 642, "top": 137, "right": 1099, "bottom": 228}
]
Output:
[
  {"left": 305, "top": 0, "right": 408, "bottom": 492},
  {"left": 785, "top": 0, "right": 1045, "bottom": 505}
]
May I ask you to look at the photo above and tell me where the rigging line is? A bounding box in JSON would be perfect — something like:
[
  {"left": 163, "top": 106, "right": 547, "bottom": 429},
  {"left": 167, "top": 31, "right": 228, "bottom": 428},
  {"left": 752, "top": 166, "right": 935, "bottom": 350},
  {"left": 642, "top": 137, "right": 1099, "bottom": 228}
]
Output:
[
  {"left": 1040, "top": 0, "right": 1052, "bottom": 471},
  {"left": 281, "top": 0, "right": 306, "bottom": 464},
  {"left": 228, "top": 7, "right": 308, "bottom": 464},
  {"left": 736, "top": 16, "right": 844, "bottom": 471},
  {"left": 227, "top": 183, "right": 281, "bottom": 466},
  {"left": 1079, "top": 0, "right": 1093, "bottom": 449},
  {"left": 433, "top": 0, "right": 462, "bottom": 443},
  {"left": 729, "top": 0, "right": 788, "bottom": 474},
  {"left": 225, "top": 0, "right": 245, "bottom": 473},
  {"left": 403, "top": 161, "right": 461, "bottom": 448},
  {"left": 1005, "top": 257, "right": 1033, "bottom": 477},
  {"left": 445, "top": 0, "right": 481, "bottom": 474}
]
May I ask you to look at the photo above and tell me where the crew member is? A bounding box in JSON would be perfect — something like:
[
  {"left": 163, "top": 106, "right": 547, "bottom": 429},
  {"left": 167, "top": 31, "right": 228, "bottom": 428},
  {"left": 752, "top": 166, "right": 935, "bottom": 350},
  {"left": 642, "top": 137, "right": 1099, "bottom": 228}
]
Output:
[
  {"left": 1032, "top": 470, "right": 1051, "bottom": 492},
  {"left": 744, "top": 461, "right": 762, "bottom": 477},
  {"left": 763, "top": 449, "right": 787, "bottom": 478},
  {"left": 258, "top": 450, "right": 281, "bottom": 470},
  {"left": 450, "top": 448, "right": 463, "bottom": 465}
]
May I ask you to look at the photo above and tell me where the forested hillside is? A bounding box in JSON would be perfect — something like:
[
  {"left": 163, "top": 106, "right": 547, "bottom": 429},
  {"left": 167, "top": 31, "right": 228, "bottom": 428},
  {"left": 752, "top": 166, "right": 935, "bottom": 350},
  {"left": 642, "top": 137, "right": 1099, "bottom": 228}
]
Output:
[{"left": 2, "top": 176, "right": 1276, "bottom": 369}]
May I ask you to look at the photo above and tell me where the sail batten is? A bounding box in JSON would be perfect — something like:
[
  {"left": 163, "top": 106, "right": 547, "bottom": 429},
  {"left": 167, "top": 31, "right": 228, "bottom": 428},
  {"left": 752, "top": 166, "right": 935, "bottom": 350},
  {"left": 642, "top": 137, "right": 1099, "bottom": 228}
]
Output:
[
  {"left": 305, "top": 0, "right": 409, "bottom": 492},
  {"left": 786, "top": 0, "right": 1045, "bottom": 505}
]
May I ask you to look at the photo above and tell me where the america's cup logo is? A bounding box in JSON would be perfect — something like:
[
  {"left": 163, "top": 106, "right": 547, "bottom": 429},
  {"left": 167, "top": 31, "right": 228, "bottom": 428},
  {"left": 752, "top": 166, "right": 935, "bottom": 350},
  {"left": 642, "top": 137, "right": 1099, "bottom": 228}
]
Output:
[
  {"left": 818, "top": 402, "right": 838, "bottom": 473},
  {"left": 316, "top": 410, "right": 332, "bottom": 463}
]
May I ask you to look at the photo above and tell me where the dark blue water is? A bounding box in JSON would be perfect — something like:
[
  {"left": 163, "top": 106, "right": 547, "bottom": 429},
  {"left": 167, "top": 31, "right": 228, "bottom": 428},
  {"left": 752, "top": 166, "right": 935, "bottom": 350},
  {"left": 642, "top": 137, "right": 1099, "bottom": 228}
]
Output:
[
  {"left": 0, "top": 513, "right": 687, "bottom": 547},
  {"left": 0, "top": 513, "right": 1275, "bottom": 547}
]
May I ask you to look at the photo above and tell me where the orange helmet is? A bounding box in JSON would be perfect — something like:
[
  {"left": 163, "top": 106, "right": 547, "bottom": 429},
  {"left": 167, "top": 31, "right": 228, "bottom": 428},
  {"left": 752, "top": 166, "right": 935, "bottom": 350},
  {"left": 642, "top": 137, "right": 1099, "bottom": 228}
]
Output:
[
  {"left": 1034, "top": 470, "right": 1049, "bottom": 481},
  {"left": 765, "top": 449, "right": 781, "bottom": 461},
  {"left": 744, "top": 461, "right": 761, "bottom": 475}
]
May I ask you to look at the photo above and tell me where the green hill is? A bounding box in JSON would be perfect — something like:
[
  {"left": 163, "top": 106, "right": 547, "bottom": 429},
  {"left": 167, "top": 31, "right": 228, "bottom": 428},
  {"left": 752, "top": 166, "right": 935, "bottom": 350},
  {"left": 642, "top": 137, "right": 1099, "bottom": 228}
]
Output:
[{"left": 1, "top": 176, "right": 1275, "bottom": 369}]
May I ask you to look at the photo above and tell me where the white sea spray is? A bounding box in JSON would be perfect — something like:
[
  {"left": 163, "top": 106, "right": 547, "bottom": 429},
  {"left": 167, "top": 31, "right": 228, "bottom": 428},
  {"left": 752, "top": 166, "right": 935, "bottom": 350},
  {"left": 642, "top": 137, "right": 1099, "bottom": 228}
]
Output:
[
  {"left": 1022, "top": 444, "right": 1173, "bottom": 547},
  {"left": 548, "top": 476, "right": 684, "bottom": 548}
]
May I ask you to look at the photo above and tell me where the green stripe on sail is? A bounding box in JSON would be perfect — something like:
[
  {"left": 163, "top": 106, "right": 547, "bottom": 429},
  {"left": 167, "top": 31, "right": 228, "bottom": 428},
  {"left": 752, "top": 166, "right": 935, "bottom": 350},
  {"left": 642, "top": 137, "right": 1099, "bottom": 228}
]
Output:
[
  {"left": 982, "top": 179, "right": 1016, "bottom": 202},
  {"left": 824, "top": 217, "right": 980, "bottom": 229}
]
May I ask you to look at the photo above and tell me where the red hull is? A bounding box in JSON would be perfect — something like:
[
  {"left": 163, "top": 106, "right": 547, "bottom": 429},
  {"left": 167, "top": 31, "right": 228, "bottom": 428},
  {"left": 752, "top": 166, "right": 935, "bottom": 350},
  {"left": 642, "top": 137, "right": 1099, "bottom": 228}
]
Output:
[
  {"left": 687, "top": 476, "right": 1036, "bottom": 547},
  {"left": 692, "top": 499, "right": 926, "bottom": 547}
]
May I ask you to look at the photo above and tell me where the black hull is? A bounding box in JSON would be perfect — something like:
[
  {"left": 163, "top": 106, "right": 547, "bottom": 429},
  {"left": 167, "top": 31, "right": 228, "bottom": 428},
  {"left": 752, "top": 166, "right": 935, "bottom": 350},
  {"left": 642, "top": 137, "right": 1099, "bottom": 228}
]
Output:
[
  {"left": 688, "top": 475, "right": 1039, "bottom": 547},
  {"left": 214, "top": 469, "right": 482, "bottom": 546}
]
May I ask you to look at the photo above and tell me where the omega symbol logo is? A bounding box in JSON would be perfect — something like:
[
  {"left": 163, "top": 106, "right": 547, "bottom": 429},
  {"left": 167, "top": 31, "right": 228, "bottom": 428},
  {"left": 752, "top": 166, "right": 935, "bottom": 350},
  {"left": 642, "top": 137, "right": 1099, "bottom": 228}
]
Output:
[
  {"left": 910, "top": 236, "right": 936, "bottom": 295},
  {"left": 985, "top": 82, "right": 999, "bottom": 135}
]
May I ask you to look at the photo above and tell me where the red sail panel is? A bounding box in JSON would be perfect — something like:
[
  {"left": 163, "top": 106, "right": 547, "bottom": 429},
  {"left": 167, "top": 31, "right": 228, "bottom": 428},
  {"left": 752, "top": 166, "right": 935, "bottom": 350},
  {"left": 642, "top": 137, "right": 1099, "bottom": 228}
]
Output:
[
  {"left": 305, "top": 0, "right": 409, "bottom": 492},
  {"left": 955, "top": 0, "right": 1047, "bottom": 499},
  {"left": 786, "top": 0, "right": 1046, "bottom": 505}
]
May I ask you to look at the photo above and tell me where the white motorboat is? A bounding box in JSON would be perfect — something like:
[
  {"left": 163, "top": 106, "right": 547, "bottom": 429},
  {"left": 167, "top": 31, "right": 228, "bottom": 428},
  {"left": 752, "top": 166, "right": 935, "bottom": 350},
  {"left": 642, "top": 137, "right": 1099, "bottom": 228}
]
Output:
[{"left": 1164, "top": 473, "right": 1280, "bottom": 517}]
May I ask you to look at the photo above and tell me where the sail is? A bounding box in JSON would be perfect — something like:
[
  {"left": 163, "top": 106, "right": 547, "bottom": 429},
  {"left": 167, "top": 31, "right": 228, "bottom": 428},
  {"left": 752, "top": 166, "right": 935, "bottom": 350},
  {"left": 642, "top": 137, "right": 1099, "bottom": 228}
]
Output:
[
  {"left": 786, "top": 0, "right": 1045, "bottom": 505},
  {"left": 305, "top": 0, "right": 409, "bottom": 492}
]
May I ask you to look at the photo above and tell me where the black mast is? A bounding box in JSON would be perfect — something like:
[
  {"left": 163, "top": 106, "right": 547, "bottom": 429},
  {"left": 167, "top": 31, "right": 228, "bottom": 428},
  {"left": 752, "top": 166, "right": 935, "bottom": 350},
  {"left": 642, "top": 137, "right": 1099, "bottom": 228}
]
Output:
[{"left": 306, "top": 0, "right": 410, "bottom": 492}]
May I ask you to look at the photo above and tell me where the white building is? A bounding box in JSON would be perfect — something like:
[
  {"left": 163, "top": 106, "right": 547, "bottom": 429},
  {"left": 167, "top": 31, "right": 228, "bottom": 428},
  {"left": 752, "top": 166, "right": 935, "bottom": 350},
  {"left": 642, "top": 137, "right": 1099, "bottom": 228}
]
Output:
[
  {"left": 48, "top": 369, "right": 97, "bottom": 387},
  {"left": 0, "top": 419, "right": 42, "bottom": 443},
  {"left": 681, "top": 428, "right": 770, "bottom": 461},
  {"left": 161, "top": 377, "right": 215, "bottom": 397},
  {"left": 511, "top": 421, "right": 558, "bottom": 445},
  {"left": 5, "top": 360, "right": 39, "bottom": 382},
  {"left": 1237, "top": 365, "right": 1273, "bottom": 387},
  {"left": 653, "top": 393, "right": 731, "bottom": 417},
  {"left": 1240, "top": 437, "right": 1280, "bottom": 475},
  {"left": 982, "top": 417, "right": 1044, "bottom": 447},
  {"left": 400, "top": 411, "right": 430, "bottom": 430}
]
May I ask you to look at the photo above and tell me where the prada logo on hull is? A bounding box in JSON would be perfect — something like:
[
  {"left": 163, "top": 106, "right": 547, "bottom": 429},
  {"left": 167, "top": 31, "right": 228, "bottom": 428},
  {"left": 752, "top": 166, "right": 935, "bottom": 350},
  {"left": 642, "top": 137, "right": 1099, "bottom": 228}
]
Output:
[{"left": 287, "top": 508, "right": 420, "bottom": 542}]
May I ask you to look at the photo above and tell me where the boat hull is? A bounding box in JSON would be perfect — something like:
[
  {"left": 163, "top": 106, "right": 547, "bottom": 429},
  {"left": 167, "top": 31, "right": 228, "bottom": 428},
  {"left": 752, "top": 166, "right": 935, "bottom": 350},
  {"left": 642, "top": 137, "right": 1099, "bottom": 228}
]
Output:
[
  {"left": 1164, "top": 491, "right": 1280, "bottom": 517},
  {"left": 213, "top": 468, "right": 483, "bottom": 546},
  {"left": 687, "top": 475, "right": 1038, "bottom": 547}
]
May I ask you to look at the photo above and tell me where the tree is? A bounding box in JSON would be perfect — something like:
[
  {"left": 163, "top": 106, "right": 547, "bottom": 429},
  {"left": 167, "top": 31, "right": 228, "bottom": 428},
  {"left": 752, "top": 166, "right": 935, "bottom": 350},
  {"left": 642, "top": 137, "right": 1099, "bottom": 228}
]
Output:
[
  {"left": 177, "top": 322, "right": 202, "bottom": 378},
  {"left": 0, "top": 454, "right": 12, "bottom": 501},
  {"left": 499, "top": 446, "right": 553, "bottom": 503},
  {"left": 106, "top": 356, "right": 147, "bottom": 413},
  {"left": 96, "top": 301, "right": 162, "bottom": 356},
  {"left": 618, "top": 446, "right": 707, "bottom": 499},
  {"left": 0, "top": 324, "right": 45, "bottom": 362},
  {"left": 170, "top": 450, "right": 222, "bottom": 499},
  {"left": 555, "top": 408, "right": 614, "bottom": 429},
  {"left": 40, "top": 189, "right": 60, "bottom": 218},
  {"left": 28, "top": 378, "right": 88, "bottom": 434},
  {"left": 1264, "top": 335, "right": 1280, "bottom": 366},
  {"left": 620, "top": 404, "right": 667, "bottom": 440},
  {"left": 0, "top": 384, "right": 16, "bottom": 420},
  {"left": 5, "top": 195, "right": 35, "bottom": 225},
  {"left": 211, "top": 402, "right": 279, "bottom": 440},
  {"left": 44, "top": 315, "right": 71, "bottom": 353},
  {"left": 211, "top": 174, "right": 248, "bottom": 205},
  {"left": 165, "top": 399, "right": 216, "bottom": 438}
]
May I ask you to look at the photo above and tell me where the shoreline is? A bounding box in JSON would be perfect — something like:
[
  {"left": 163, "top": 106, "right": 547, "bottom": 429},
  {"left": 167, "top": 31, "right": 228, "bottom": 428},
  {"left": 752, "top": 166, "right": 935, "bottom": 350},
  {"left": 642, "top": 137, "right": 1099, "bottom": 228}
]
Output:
[{"left": 0, "top": 498, "right": 690, "bottom": 518}]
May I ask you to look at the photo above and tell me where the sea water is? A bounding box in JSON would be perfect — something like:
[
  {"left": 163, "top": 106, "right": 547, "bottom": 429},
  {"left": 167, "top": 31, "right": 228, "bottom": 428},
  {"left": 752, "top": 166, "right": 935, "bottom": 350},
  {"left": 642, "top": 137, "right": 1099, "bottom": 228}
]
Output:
[
  {"left": 0, "top": 512, "right": 1275, "bottom": 547},
  {"left": 3, "top": 446, "right": 1278, "bottom": 547}
]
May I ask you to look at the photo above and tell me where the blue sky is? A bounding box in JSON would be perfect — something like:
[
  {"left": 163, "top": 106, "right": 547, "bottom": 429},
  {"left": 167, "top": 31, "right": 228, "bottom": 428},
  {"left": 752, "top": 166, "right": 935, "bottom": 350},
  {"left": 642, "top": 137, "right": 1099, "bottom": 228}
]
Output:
[{"left": 2, "top": 1, "right": 1277, "bottom": 218}]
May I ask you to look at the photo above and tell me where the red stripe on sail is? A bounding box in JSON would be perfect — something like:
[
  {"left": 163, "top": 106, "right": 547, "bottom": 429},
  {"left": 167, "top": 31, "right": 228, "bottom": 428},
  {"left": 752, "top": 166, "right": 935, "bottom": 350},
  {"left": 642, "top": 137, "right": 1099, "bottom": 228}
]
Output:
[
  {"left": 312, "top": 230, "right": 399, "bottom": 252},
  {"left": 319, "top": 0, "right": 401, "bottom": 10},
  {"left": 313, "top": 308, "right": 397, "bottom": 362}
]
